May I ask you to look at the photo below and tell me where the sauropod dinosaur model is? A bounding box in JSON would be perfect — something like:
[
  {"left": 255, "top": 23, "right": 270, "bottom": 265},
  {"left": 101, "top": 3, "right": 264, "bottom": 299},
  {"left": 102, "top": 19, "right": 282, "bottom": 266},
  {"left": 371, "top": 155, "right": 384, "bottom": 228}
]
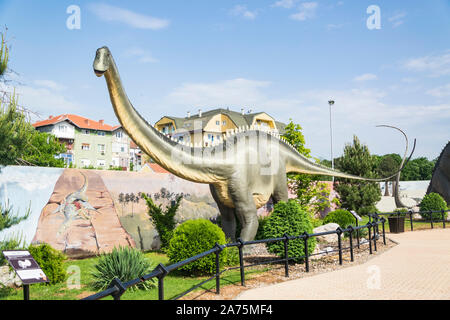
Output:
[
  {"left": 93, "top": 46, "right": 412, "bottom": 241},
  {"left": 426, "top": 141, "right": 450, "bottom": 206}
]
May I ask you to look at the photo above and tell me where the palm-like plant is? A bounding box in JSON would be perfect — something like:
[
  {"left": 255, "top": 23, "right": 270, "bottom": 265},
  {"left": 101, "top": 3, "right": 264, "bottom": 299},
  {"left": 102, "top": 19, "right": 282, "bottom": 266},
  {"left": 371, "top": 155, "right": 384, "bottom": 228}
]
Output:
[{"left": 90, "top": 246, "right": 156, "bottom": 291}]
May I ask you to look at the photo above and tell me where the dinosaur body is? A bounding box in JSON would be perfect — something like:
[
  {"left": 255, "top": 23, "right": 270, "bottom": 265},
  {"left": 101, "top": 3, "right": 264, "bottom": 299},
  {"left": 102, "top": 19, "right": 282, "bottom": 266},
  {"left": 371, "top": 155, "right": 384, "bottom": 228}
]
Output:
[
  {"left": 426, "top": 141, "right": 450, "bottom": 206},
  {"left": 93, "top": 46, "right": 408, "bottom": 241}
]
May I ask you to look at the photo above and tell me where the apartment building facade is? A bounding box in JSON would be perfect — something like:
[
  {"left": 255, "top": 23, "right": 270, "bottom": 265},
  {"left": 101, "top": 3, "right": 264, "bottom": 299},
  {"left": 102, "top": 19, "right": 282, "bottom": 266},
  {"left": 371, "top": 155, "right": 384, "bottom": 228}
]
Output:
[
  {"left": 33, "top": 114, "right": 131, "bottom": 170},
  {"left": 154, "top": 108, "right": 286, "bottom": 147}
]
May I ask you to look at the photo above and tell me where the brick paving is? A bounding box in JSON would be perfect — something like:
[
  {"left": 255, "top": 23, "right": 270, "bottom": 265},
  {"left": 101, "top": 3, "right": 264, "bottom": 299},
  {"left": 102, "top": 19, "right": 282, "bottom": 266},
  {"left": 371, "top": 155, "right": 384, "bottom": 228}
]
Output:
[{"left": 235, "top": 228, "right": 450, "bottom": 300}]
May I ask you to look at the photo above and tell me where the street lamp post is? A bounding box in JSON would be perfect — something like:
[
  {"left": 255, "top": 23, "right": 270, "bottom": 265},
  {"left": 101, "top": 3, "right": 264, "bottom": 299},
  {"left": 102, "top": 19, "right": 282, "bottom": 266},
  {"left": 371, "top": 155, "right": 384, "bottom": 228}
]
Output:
[{"left": 328, "top": 100, "right": 335, "bottom": 183}]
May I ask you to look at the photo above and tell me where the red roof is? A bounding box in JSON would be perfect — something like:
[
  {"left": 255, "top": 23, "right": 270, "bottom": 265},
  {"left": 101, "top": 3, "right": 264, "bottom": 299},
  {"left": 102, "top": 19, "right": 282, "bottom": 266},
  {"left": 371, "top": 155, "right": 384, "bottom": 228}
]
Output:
[
  {"left": 33, "top": 114, "right": 115, "bottom": 131},
  {"left": 145, "top": 163, "right": 170, "bottom": 173}
]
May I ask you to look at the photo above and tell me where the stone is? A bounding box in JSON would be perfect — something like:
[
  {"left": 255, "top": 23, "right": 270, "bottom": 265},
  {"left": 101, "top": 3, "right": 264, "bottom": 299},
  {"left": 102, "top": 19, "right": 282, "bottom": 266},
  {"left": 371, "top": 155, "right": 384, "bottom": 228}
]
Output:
[
  {"left": 0, "top": 266, "right": 22, "bottom": 288},
  {"left": 313, "top": 223, "right": 340, "bottom": 243}
]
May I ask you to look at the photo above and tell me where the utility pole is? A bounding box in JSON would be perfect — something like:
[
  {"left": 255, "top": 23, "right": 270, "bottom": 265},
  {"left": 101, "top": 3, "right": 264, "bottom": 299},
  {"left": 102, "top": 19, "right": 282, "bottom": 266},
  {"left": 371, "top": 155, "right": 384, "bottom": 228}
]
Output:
[{"left": 328, "top": 100, "right": 335, "bottom": 183}]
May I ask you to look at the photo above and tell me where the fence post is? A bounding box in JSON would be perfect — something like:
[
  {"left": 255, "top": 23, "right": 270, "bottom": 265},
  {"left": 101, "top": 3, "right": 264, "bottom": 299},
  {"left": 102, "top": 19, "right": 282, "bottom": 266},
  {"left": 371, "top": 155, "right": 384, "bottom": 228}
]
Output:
[
  {"left": 356, "top": 218, "right": 360, "bottom": 249},
  {"left": 348, "top": 225, "right": 354, "bottom": 262},
  {"left": 155, "top": 263, "right": 168, "bottom": 301},
  {"left": 237, "top": 238, "right": 245, "bottom": 287},
  {"left": 381, "top": 217, "right": 386, "bottom": 245},
  {"left": 442, "top": 210, "right": 446, "bottom": 229},
  {"left": 368, "top": 223, "right": 373, "bottom": 255},
  {"left": 409, "top": 209, "right": 414, "bottom": 231},
  {"left": 373, "top": 222, "right": 377, "bottom": 252},
  {"left": 108, "top": 278, "right": 127, "bottom": 301},
  {"left": 430, "top": 210, "right": 434, "bottom": 229},
  {"left": 303, "top": 232, "right": 310, "bottom": 272},
  {"left": 336, "top": 227, "right": 343, "bottom": 265},
  {"left": 283, "top": 234, "right": 289, "bottom": 277},
  {"left": 214, "top": 243, "right": 223, "bottom": 295}
]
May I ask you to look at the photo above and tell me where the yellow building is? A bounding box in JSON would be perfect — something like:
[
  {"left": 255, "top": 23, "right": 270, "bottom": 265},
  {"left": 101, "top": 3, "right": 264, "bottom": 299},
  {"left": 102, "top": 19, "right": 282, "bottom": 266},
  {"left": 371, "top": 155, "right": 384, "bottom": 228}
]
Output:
[{"left": 154, "top": 108, "right": 286, "bottom": 147}]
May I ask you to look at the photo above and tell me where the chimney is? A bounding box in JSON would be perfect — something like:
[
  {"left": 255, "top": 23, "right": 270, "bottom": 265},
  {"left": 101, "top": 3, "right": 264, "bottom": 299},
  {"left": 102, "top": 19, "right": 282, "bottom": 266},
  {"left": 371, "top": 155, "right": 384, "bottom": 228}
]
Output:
[
  {"left": 198, "top": 109, "right": 202, "bottom": 118},
  {"left": 187, "top": 111, "right": 191, "bottom": 118},
  {"left": 85, "top": 119, "right": 90, "bottom": 125},
  {"left": 99, "top": 120, "right": 104, "bottom": 125}
]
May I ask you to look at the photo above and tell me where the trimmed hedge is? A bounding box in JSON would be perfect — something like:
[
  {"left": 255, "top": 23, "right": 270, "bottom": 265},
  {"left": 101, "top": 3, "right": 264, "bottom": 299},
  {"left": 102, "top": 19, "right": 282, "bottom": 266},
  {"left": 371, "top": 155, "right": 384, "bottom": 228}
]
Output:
[
  {"left": 28, "top": 243, "right": 67, "bottom": 285},
  {"left": 262, "top": 200, "right": 316, "bottom": 263},
  {"left": 419, "top": 193, "right": 448, "bottom": 221},
  {"left": 167, "top": 219, "right": 229, "bottom": 274},
  {"left": 323, "top": 209, "right": 355, "bottom": 229}
]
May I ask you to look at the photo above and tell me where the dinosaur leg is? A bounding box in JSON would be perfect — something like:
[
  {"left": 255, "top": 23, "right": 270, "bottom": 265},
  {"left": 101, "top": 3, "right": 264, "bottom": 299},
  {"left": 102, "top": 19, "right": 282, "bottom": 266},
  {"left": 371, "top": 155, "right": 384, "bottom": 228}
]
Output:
[
  {"left": 272, "top": 173, "right": 289, "bottom": 204},
  {"left": 210, "top": 185, "right": 237, "bottom": 241},
  {"left": 229, "top": 188, "right": 258, "bottom": 242}
]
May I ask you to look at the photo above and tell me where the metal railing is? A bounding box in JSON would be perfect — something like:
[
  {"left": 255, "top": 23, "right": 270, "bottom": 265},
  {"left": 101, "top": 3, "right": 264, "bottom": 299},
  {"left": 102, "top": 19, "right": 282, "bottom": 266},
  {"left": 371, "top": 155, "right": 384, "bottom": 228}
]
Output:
[
  {"left": 82, "top": 218, "right": 386, "bottom": 301},
  {"left": 368, "top": 209, "right": 449, "bottom": 232}
]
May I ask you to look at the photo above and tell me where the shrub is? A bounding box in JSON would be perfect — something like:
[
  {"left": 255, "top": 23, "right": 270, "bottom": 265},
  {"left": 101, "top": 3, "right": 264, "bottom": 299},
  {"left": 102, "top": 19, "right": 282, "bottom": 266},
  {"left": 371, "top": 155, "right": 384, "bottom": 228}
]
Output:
[
  {"left": 167, "top": 219, "right": 229, "bottom": 274},
  {"left": 142, "top": 193, "right": 182, "bottom": 252},
  {"left": 28, "top": 243, "right": 67, "bottom": 285},
  {"left": 323, "top": 209, "right": 355, "bottom": 229},
  {"left": 91, "top": 246, "right": 156, "bottom": 291},
  {"left": 262, "top": 200, "right": 316, "bottom": 263},
  {"left": 419, "top": 193, "right": 448, "bottom": 221}
]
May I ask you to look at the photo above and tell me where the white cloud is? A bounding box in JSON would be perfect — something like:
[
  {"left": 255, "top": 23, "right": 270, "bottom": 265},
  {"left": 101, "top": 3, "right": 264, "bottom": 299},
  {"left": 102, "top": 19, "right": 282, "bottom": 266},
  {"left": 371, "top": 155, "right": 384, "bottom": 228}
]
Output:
[
  {"left": 230, "top": 5, "right": 258, "bottom": 20},
  {"left": 33, "top": 80, "right": 67, "bottom": 91},
  {"left": 353, "top": 73, "right": 377, "bottom": 82},
  {"left": 388, "top": 12, "right": 406, "bottom": 28},
  {"left": 88, "top": 3, "right": 170, "bottom": 30},
  {"left": 427, "top": 83, "right": 450, "bottom": 98},
  {"left": 290, "top": 2, "right": 318, "bottom": 21},
  {"left": 124, "top": 47, "right": 159, "bottom": 64},
  {"left": 403, "top": 52, "right": 450, "bottom": 77},
  {"left": 0, "top": 80, "right": 84, "bottom": 121},
  {"left": 162, "top": 78, "right": 449, "bottom": 159},
  {"left": 272, "top": 0, "right": 297, "bottom": 9},
  {"left": 167, "top": 78, "right": 270, "bottom": 107}
]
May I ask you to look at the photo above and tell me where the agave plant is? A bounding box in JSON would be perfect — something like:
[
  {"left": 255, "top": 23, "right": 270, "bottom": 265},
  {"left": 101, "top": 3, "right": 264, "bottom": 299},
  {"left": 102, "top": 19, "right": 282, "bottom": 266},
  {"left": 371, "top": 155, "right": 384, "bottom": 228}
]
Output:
[{"left": 90, "top": 246, "right": 156, "bottom": 291}]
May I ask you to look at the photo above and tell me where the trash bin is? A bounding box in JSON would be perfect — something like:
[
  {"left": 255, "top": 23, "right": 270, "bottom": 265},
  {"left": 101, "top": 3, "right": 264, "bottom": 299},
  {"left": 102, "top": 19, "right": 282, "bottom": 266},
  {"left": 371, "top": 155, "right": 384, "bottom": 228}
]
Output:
[{"left": 388, "top": 216, "right": 405, "bottom": 233}]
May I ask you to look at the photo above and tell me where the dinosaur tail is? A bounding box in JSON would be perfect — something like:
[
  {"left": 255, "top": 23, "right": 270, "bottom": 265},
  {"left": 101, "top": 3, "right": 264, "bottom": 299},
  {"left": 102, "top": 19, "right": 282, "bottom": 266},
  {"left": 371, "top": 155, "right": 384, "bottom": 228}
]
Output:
[{"left": 286, "top": 125, "right": 415, "bottom": 183}]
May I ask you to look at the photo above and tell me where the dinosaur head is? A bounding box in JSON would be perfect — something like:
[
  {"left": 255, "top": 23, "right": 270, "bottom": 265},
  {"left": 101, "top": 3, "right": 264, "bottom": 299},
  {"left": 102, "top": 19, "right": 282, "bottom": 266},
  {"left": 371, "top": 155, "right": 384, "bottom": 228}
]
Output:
[{"left": 93, "top": 46, "right": 111, "bottom": 77}]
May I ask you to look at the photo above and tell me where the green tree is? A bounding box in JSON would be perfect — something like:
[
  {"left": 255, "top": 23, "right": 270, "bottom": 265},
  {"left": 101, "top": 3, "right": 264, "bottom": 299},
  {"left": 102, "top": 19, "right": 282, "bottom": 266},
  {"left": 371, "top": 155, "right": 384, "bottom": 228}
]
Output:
[
  {"left": 0, "top": 31, "right": 66, "bottom": 167},
  {"left": 334, "top": 135, "right": 381, "bottom": 215},
  {"left": 400, "top": 157, "right": 435, "bottom": 181},
  {"left": 282, "top": 120, "right": 335, "bottom": 217},
  {"left": 377, "top": 154, "right": 399, "bottom": 196},
  {"left": 142, "top": 193, "right": 182, "bottom": 251}
]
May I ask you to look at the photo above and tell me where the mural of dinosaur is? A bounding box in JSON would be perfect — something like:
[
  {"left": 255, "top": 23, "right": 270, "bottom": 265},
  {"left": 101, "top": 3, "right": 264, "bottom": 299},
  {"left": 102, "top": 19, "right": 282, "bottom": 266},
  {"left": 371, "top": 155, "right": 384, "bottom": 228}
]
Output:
[
  {"left": 93, "top": 46, "right": 411, "bottom": 241},
  {"left": 426, "top": 141, "right": 450, "bottom": 206},
  {"left": 51, "top": 171, "right": 97, "bottom": 236}
]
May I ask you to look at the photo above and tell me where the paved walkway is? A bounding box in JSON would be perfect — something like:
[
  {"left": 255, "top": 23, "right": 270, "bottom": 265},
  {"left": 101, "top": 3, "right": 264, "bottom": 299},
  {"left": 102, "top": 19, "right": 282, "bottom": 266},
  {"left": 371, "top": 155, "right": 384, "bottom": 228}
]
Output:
[{"left": 236, "top": 228, "right": 450, "bottom": 300}]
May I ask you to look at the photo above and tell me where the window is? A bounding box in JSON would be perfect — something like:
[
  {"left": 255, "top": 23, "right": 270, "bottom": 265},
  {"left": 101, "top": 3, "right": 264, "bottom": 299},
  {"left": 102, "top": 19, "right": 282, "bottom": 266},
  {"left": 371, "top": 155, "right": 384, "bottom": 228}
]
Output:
[
  {"left": 115, "top": 131, "right": 123, "bottom": 139},
  {"left": 216, "top": 121, "right": 220, "bottom": 126},
  {"left": 81, "top": 143, "right": 90, "bottom": 151},
  {"left": 81, "top": 159, "right": 90, "bottom": 167},
  {"left": 97, "top": 131, "right": 105, "bottom": 136},
  {"left": 217, "top": 135, "right": 221, "bottom": 140},
  {"left": 82, "top": 129, "right": 90, "bottom": 135},
  {"left": 58, "top": 125, "right": 67, "bottom": 133},
  {"left": 222, "top": 121, "right": 226, "bottom": 126},
  {"left": 97, "top": 160, "right": 106, "bottom": 167},
  {"left": 120, "top": 146, "right": 125, "bottom": 153},
  {"left": 98, "top": 144, "right": 106, "bottom": 155}
]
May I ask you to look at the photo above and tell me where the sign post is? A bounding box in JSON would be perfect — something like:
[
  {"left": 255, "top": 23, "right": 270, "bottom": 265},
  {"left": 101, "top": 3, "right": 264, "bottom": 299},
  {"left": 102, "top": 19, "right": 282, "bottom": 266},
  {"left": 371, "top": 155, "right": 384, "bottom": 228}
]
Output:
[{"left": 2, "top": 250, "right": 49, "bottom": 300}]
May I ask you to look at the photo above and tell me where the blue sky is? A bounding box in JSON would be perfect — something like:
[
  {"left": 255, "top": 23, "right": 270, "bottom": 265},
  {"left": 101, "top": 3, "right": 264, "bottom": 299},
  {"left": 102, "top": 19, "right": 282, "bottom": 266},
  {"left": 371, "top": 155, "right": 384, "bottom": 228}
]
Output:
[{"left": 0, "top": 0, "right": 449, "bottom": 160}]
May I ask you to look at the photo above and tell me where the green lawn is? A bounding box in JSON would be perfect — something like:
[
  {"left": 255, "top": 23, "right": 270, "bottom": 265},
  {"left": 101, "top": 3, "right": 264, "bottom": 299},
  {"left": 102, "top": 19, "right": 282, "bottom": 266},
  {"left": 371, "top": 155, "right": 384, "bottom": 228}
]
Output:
[{"left": 0, "top": 251, "right": 263, "bottom": 301}]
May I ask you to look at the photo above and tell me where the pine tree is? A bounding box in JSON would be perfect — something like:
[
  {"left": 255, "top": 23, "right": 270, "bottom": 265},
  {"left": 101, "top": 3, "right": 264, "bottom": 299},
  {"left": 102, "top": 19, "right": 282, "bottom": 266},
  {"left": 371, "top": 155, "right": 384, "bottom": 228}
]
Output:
[{"left": 334, "top": 135, "right": 381, "bottom": 215}]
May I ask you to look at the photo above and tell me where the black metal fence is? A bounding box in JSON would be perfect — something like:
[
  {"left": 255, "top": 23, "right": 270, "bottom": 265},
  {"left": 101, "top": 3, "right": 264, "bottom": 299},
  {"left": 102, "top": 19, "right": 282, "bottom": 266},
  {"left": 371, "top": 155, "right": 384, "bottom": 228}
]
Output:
[
  {"left": 82, "top": 218, "right": 387, "bottom": 301},
  {"left": 368, "top": 209, "right": 449, "bottom": 232}
]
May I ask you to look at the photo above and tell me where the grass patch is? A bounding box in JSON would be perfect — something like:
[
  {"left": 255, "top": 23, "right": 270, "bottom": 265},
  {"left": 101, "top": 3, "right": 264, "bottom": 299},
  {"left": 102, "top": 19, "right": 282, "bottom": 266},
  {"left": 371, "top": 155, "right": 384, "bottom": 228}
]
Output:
[{"left": 0, "top": 251, "right": 263, "bottom": 300}]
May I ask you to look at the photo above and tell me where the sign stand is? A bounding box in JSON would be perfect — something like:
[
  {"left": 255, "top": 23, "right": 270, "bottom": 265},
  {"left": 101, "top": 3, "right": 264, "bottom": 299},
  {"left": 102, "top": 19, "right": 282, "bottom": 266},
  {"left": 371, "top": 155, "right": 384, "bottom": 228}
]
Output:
[{"left": 2, "top": 250, "right": 49, "bottom": 300}]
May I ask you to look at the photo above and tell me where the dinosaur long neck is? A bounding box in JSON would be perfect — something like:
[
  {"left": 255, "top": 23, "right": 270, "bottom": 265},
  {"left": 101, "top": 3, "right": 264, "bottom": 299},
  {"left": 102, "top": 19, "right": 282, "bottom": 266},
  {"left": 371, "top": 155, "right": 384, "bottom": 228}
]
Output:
[{"left": 103, "top": 57, "right": 218, "bottom": 184}]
